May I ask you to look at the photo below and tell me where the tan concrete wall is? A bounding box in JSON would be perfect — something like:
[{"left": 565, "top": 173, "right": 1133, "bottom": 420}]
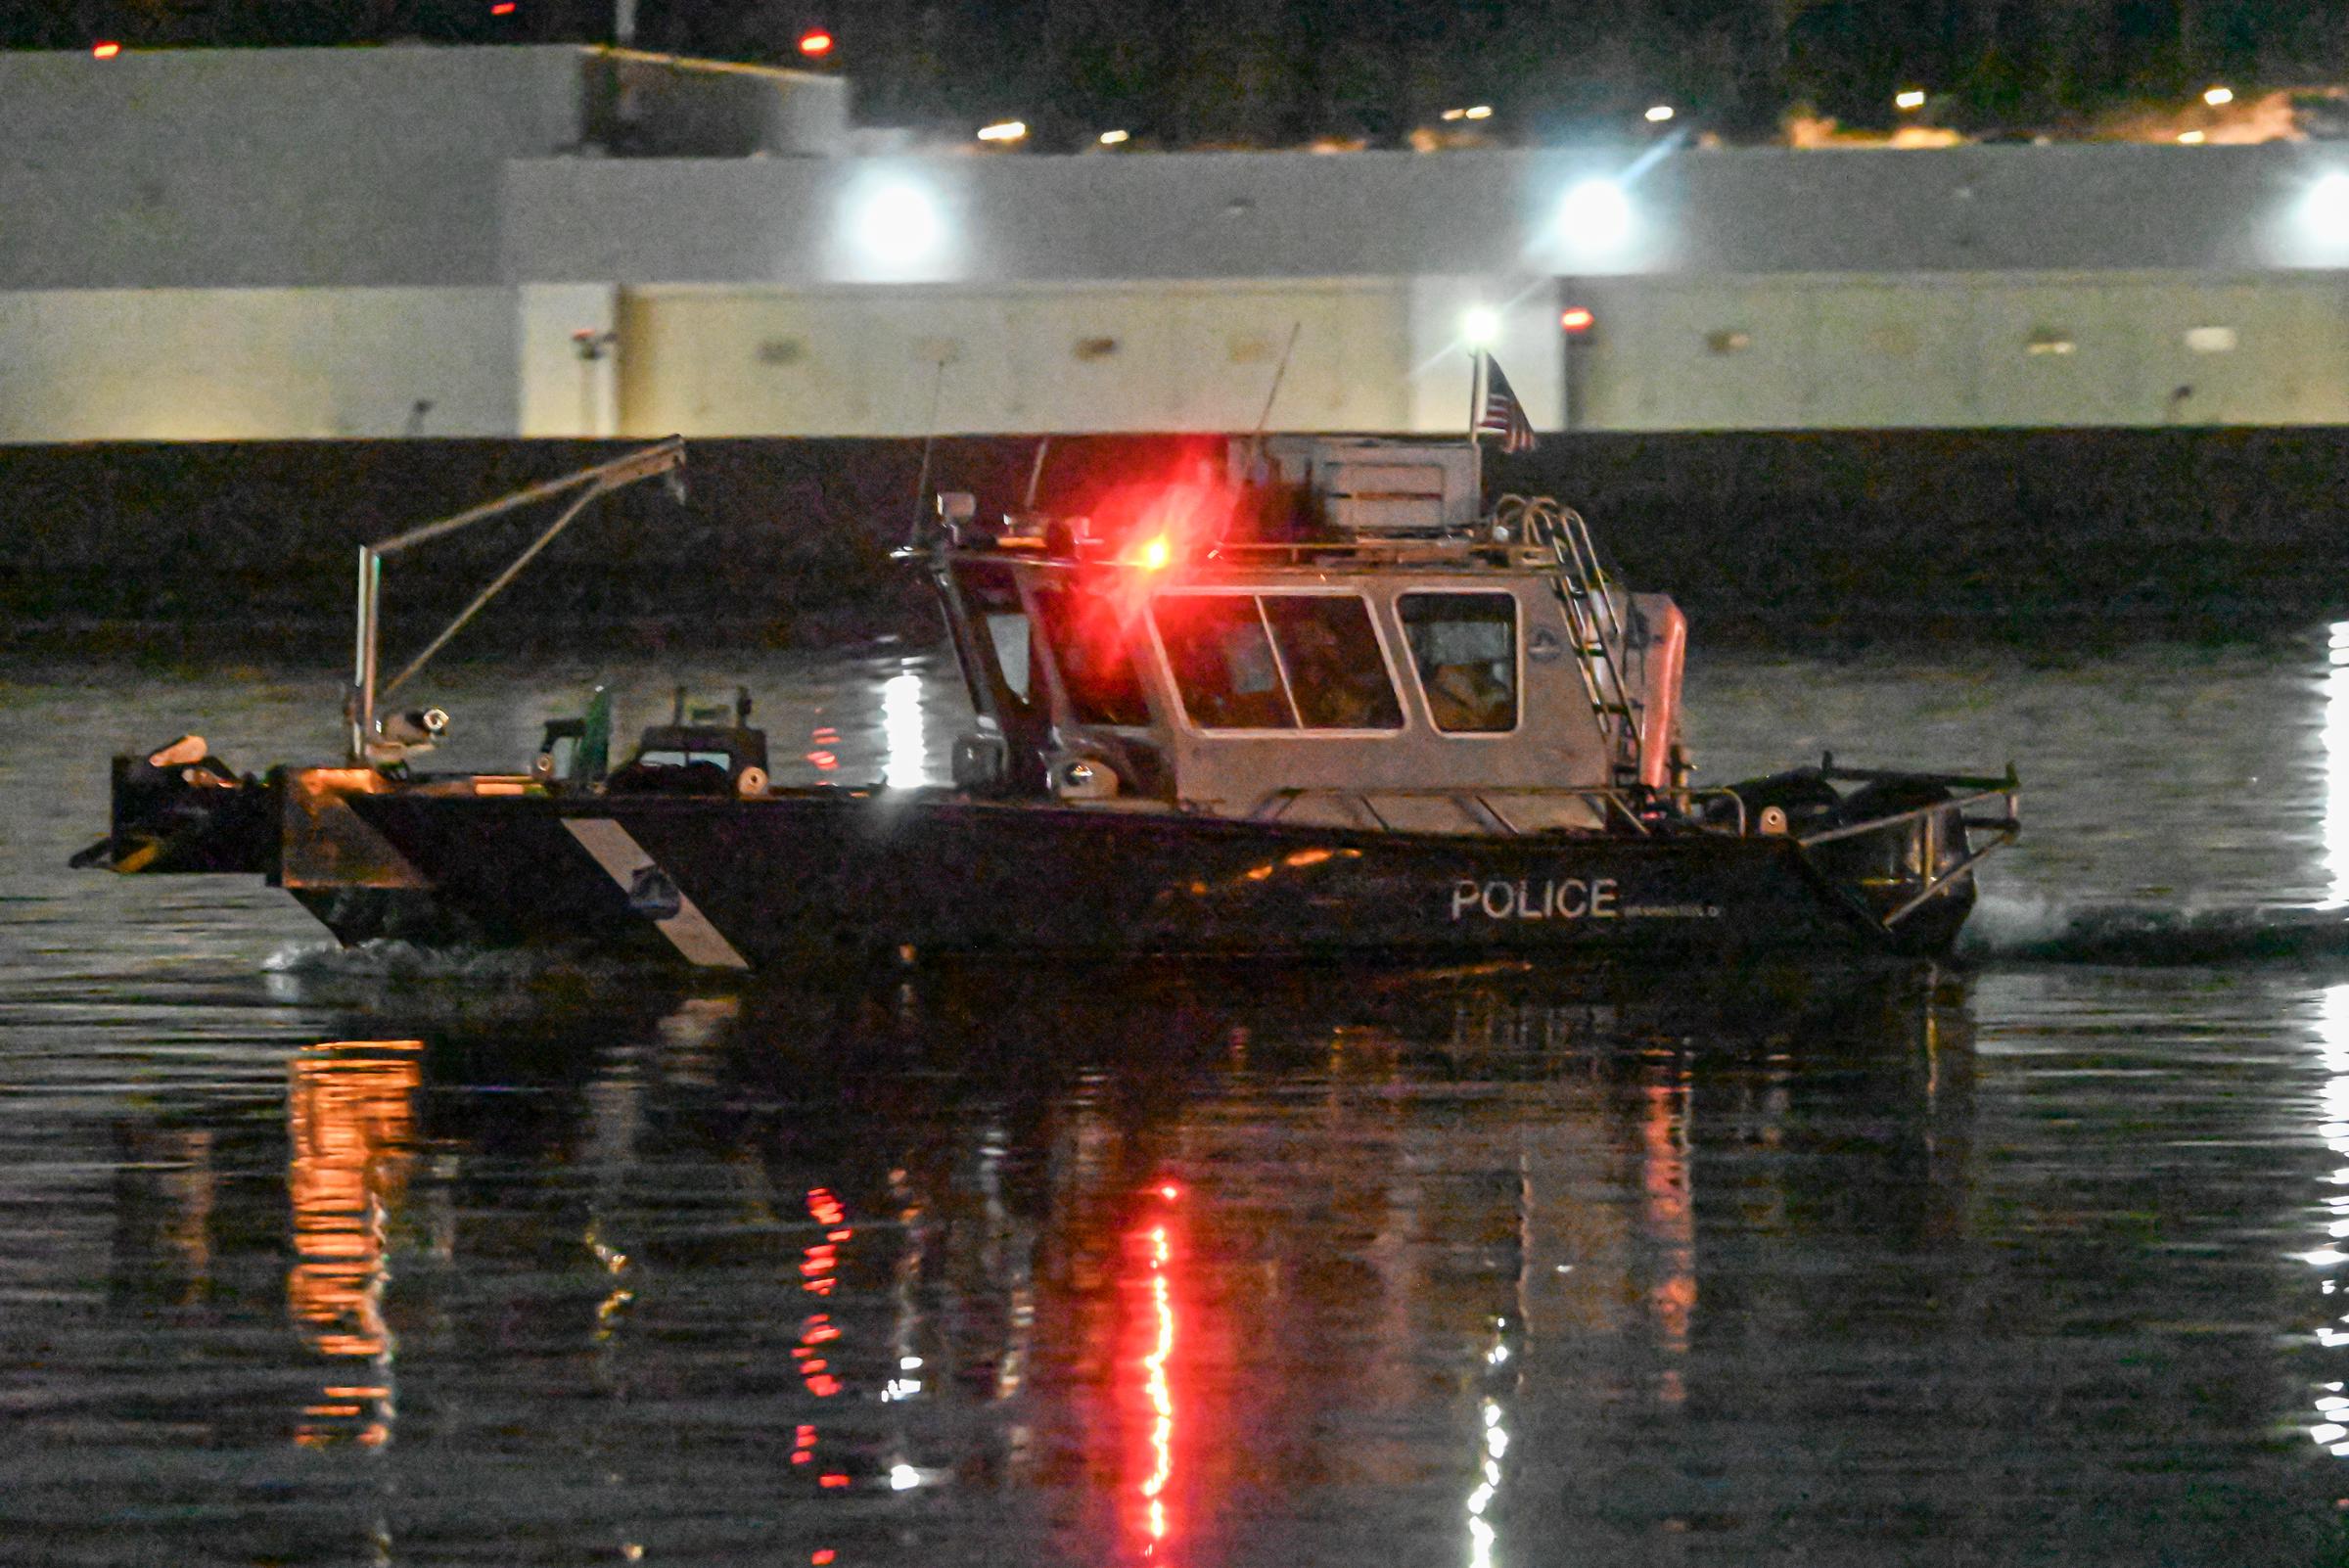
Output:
[
  {"left": 0, "top": 288, "right": 516, "bottom": 441},
  {"left": 1571, "top": 272, "right": 2349, "bottom": 429},
  {"left": 613, "top": 279, "right": 1426, "bottom": 437}
]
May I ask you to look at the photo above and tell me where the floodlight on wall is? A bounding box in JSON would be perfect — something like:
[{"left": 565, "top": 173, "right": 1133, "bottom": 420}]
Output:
[
  {"left": 852, "top": 181, "right": 942, "bottom": 268},
  {"left": 1556, "top": 178, "right": 1634, "bottom": 256},
  {"left": 1460, "top": 306, "right": 1501, "bottom": 347},
  {"left": 2303, "top": 172, "right": 2349, "bottom": 250},
  {"left": 1895, "top": 88, "right": 1926, "bottom": 111}
]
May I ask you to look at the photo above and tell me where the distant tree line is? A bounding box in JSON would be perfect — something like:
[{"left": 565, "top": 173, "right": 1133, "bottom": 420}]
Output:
[{"left": 9, "top": 0, "right": 2347, "bottom": 144}]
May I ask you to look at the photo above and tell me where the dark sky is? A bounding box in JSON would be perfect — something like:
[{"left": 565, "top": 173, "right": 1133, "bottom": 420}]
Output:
[{"left": 6, "top": 1, "right": 2343, "bottom": 144}]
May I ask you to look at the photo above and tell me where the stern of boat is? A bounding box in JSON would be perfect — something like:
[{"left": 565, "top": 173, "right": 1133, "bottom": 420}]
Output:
[{"left": 1725, "top": 761, "right": 2021, "bottom": 956}]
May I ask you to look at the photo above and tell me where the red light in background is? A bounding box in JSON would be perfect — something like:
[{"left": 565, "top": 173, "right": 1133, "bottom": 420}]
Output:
[
  {"left": 812, "top": 1554, "right": 837, "bottom": 1566},
  {"left": 91, "top": 41, "right": 121, "bottom": 58},
  {"left": 1560, "top": 306, "right": 1595, "bottom": 334},
  {"left": 1158, "top": 1182, "right": 1180, "bottom": 1201},
  {"left": 799, "top": 30, "right": 834, "bottom": 57},
  {"left": 490, "top": 2, "right": 516, "bottom": 13}
]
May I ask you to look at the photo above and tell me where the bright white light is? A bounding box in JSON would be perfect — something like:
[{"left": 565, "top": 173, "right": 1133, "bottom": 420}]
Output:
[
  {"left": 882, "top": 671, "right": 926, "bottom": 788},
  {"left": 2204, "top": 85, "right": 2234, "bottom": 107},
  {"left": 2178, "top": 130, "right": 2206, "bottom": 145},
  {"left": 1644, "top": 104, "right": 1674, "bottom": 123},
  {"left": 1460, "top": 306, "right": 1500, "bottom": 346},
  {"left": 899, "top": 1355, "right": 924, "bottom": 1370},
  {"left": 1895, "top": 88, "right": 1927, "bottom": 111},
  {"left": 1464, "top": 105, "right": 1493, "bottom": 121},
  {"left": 1441, "top": 108, "right": 1466, "bottom": 121},
  {"left": 2304, "top": 173, "right": 2349, "bottom": 249},
  {"left": 853, "top": 183, "right": 941, "bottom": 267},
  {"left": 1098, "top": 128, "right": 1128, "bottom": 145},
  {"left": 977, "top": 119, "right": 1028, "bottom": 143},
  {"left": 889, "top": 1463, "right": 920, "bottom": 1491},
  {"left": 1557, "top": 177, "right": 1634, "bottom": 254}
]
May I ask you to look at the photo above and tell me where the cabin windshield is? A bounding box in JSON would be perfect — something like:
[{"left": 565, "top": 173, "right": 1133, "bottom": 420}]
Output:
[
  {"left": 1033, "top": 586, "right": 1151, "bottom": 726},
  {"left": 1400, "top": 591, "right": 1519, "bottom": 733},
  {"left": 1151, "top": 591, "right": 1402, "bottom": 732}
]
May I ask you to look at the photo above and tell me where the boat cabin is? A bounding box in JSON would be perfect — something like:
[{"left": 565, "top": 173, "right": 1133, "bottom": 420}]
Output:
[{"left": 930, "top": 438, "right": 1687, "bottom": 835}]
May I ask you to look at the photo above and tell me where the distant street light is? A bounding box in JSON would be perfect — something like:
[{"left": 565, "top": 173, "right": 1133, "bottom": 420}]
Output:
[
  {"left": 1895, "top": 88, "right": 1926, "bottom": 111},
  {"left": 1463, "top": 105, "right": 1493, "bottom": 121},
  {"left": 2203, "top": 85, "right": 2234, "bottom": 107},
  {"left": 2178, "top": 130, "right": 2206, "bottom": 145},
  {"left": 1441, "top": 108, "right": 1466, "bottom": 121},
  {"left": 1644, "top": 105, "right": 1674, "bottom": 123},
  {"left": 977, "top": 120, "right": 1028, "bottom": 144},
  {"left": 1098, "top": 129, "right": 1129, "bottom": 146}
]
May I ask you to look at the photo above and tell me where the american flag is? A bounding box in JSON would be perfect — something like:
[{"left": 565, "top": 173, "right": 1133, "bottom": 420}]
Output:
[{"left": 1476, "top": 353, "right": 1538, "bottom": 454}]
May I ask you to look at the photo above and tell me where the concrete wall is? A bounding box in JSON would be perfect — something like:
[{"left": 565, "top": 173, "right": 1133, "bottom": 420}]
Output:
[
  {"left": 1568, "top": 271, "right": 2349, "bottom": 429},
  {"left": 0, "top": 46, "right": 847, "bottom": 292},
  {"left": 597, "top": 52, "right": 848, "bottom": 159},
  {"left": 0, "top": 47, "right": 588, "bottom": 290},
  {"left": 608, "top": 279, "right": 1491, "bottom": 437},
  {"left": 502, "top": 142, "right": 2349, "bottom": 290},
  {"left": 0, "top": 289, "right": 517, "bottom": 440}
]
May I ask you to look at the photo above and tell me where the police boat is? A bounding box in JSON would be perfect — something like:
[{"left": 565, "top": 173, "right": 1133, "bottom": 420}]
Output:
[{"left": 73, "top": 435, "right": 2019, "bottom": 969}]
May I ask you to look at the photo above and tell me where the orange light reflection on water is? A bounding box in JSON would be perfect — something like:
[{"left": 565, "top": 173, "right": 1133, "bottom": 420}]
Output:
[{"left": 286, "top": 1039, "right": 421, "bottom": 1449}]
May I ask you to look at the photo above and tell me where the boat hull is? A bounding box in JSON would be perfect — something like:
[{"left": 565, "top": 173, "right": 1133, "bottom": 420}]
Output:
[{"left": 334, "top": 789, "right": 1961, "bottom": 967}]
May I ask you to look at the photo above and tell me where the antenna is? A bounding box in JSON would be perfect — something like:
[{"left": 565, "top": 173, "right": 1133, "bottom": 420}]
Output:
[
  {"left": 1253, "top": 321, "right": 1303, "bottom": 438},
  {"left": 905, "top": 352, "right": 951, "bottom": 551},
  {"left": 1023, "top": 436, "right": 1052, "bottom": 511}
]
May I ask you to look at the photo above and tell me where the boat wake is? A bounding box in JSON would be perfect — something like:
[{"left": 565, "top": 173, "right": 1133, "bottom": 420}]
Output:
[
  {"left": 1962, "top": 894, "right": 2349, "bottom": 966},
  {"left": 260, "top": 938, "right": 617, "bottom": 986}
]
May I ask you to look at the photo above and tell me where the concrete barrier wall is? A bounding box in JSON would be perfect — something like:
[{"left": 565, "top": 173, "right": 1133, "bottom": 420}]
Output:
[
  {"left": 1571, "top": 271, "right": 2349, "bottom": 429},
  {"left": 0, "top": 289, "right": 518, "bottom": 441}
]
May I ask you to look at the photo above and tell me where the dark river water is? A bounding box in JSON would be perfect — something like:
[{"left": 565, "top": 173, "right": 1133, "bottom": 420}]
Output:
[{"left": 10, "top": 635, "right": 2349, "bottom": 1565}]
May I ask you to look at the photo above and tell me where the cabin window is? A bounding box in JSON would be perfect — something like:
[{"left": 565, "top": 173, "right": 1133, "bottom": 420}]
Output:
[
  {"left": 1261, "top": 594, "right": 1404, "bottom": 729},
  {"left": 950, "top": 561, "right": 1037, "bottom": 712},
  {"left": 1034, "top": 586, "right": 1151, "bottom": 726},
  {"left": 1400, "top": 591, "right": 1518, "bottom": 733},
  {"left": 987, "top": 613, "right": 1033, "bottom": 702},
  {"left": 1151, "top": 594, "right": 1295, "bottom": 729}
]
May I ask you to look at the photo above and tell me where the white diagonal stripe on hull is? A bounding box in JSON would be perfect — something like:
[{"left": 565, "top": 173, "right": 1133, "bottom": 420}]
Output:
[{"left": 562, "top": 817, "right": 751, "bottom": 970}]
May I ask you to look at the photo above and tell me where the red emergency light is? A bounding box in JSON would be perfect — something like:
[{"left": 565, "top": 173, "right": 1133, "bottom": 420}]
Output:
[
  {"left": 1559, "top": 306, "right": 1595, "bottom": 334},
  {"left": 489, "top": 1, "right": 516, "bottom": 13},
  {"left": 798, "top": 29, "right": 834, "bottom": 57},
  {"left": 92, "top": 40, "right": 121, "bottom": 59}
]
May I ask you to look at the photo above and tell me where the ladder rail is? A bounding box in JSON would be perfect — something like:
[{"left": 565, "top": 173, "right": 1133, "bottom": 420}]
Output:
[{"left": 1497, "top": 494, "right": 1646, "bottom": 784}]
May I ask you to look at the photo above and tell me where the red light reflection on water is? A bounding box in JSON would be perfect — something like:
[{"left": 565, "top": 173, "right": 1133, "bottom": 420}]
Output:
[
  {"left": 1122, "top": 1183, "right": 1185, "bottom": 1557},
  {"left": 795, "top": 1193, "right": 850, "bottom": 1566}
]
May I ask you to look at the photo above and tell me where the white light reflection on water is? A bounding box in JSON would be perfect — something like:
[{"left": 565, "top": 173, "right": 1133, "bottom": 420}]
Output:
[
  {"left": 882, "top": 670, "right": 927, "bottom": 788},
  {"left": 2307, "top": 985, "right": 2349, "bottom": 1454},
  {"left": 2322, "top": 623, "right": 2349, "bottom": 904}
]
